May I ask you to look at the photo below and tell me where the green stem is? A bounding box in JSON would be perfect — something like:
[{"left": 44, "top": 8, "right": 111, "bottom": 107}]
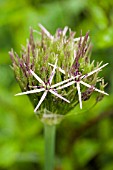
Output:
[{"left": 44, "top": 124, "right": 56, "bottom": 170}]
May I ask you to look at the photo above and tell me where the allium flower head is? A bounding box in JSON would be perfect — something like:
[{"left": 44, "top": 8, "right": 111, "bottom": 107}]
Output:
[{"left": 9, "top": 24, "right": 108, "bottom": 124}]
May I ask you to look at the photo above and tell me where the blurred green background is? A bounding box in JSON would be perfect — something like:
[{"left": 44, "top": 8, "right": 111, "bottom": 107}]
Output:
[{"left": 0, "top": 0, "right": 113, "bottom": 169}]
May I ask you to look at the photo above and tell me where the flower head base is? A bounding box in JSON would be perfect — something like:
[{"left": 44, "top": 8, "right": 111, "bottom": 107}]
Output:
[{"left": 9, "top": 24, "right": 108, "bottom": 124}]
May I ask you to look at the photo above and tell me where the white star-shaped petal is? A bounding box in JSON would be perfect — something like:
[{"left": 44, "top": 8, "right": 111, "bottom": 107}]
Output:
[
  {"left": 48, "top": 62, "right": 109, "bottom": 109},
  {"left": 15, "top": 59, "right": 70, "bottom": 113}
]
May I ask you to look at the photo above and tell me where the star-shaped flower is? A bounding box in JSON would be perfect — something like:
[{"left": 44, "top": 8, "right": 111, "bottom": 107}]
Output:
[
  {"left": 15, "top": 59, "right": 70, "bottom": 112},
  {"left": 48, "top": 62, "right": 109, "bottom": 109}
]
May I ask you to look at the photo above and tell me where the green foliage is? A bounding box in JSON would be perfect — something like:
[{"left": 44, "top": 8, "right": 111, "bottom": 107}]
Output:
[{"left": 0, "top": 0, "right": 113, "bottom": 169}]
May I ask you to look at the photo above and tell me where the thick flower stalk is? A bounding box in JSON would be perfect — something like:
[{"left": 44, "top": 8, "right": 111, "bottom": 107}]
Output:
[{"left": 9, "top": 24, "right": 108, "bottom": 124}]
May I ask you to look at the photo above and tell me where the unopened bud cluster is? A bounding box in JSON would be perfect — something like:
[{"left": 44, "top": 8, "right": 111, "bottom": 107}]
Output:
[{"left": 9, "top": 24, "right": 108, "bottom": 122}]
